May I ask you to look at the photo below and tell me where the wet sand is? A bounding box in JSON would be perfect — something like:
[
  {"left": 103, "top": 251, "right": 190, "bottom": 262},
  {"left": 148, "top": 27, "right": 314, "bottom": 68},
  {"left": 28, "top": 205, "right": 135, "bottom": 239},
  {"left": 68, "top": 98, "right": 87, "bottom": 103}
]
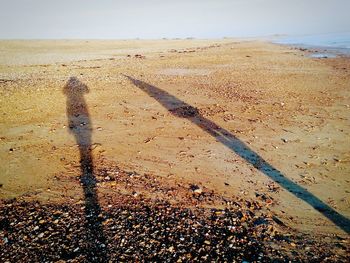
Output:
[{"left": 0, "top": 39, "right": 349, "bottom": 260}]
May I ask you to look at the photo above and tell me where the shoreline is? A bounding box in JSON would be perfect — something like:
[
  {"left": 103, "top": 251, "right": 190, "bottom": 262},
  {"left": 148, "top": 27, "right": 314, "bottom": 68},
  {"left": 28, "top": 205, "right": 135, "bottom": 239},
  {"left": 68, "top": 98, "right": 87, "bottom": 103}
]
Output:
[{"left": 272, "top": 41, "right": 350, "bottom": 57}]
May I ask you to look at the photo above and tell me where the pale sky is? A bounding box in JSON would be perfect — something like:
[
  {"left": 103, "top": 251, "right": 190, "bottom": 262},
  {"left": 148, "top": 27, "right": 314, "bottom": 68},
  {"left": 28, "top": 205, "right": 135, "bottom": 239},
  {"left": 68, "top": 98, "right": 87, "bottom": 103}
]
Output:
[{"left": 0, "top": 0, "right": 349, "bottom": 39}]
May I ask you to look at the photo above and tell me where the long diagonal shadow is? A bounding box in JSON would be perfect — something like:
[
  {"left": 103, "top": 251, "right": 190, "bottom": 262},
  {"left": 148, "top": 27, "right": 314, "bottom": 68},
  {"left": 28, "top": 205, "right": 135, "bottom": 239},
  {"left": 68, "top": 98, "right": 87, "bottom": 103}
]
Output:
[
  {"left": 125, "top": 75, "right": 350, "bottom": 234},
  {"left": 64, "top": 77, "right": 109, "bottom": 262}
]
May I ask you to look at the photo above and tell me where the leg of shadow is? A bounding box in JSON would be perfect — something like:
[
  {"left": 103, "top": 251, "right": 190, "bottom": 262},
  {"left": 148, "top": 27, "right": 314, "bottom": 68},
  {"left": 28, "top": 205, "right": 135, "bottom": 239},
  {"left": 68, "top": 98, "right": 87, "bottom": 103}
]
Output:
[
  {"left": 124, "top": 75, "right": 350, "bottom": 234},
  {"left": 64, "top": 77, "right": 109, "bottom": 262}
]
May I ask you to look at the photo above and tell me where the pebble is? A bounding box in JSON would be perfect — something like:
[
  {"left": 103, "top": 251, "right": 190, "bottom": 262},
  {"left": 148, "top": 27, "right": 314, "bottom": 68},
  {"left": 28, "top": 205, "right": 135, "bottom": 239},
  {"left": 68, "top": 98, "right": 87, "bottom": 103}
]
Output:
[{"left": 0, "top": 193, "right": 346, "bottom": 262}]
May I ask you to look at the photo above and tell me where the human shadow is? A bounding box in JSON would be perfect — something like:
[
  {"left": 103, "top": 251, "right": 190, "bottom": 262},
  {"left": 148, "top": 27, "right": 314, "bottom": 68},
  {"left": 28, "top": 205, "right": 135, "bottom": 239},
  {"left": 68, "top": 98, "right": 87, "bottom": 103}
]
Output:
[
  {"left": 64, "top": 77, "right": 108, "bottom": 261},
  {"left": 124, "top": 75, "right": 350, "bottom": 234}
]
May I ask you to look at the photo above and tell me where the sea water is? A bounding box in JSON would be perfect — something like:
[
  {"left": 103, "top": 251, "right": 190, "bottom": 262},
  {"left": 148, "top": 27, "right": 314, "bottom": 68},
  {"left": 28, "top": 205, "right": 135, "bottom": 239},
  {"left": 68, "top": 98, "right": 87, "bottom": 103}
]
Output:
[{"left": 274, "top": 32, "right": 350, "bottom": 57}]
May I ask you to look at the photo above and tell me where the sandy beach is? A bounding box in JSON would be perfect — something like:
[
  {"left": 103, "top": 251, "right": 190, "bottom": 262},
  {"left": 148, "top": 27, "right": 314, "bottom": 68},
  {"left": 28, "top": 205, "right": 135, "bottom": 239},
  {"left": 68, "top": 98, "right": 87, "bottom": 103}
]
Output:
[{"left": 0, "top": 39, "right": 349, "bottom": 261}]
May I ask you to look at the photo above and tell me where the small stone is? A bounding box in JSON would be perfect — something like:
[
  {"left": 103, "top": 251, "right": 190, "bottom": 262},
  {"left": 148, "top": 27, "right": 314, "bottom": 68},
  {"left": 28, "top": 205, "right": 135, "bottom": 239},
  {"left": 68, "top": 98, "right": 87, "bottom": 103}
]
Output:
[
  {"left": 190, "top": 184, "right": 203, "bottom": 194},
  {"left": 194, "top": 188, "right": 203, "bottom": 194},
  {"left": 272, "top": 216, "right": 286, "bottom": 226}
]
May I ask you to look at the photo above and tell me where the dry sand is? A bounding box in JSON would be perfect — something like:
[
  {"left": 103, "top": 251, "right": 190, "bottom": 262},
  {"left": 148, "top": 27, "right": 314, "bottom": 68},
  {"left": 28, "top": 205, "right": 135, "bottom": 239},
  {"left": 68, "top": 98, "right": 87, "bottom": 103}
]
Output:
[{"left": 0, "top": 39, "right": 349, "bottom": 246}]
